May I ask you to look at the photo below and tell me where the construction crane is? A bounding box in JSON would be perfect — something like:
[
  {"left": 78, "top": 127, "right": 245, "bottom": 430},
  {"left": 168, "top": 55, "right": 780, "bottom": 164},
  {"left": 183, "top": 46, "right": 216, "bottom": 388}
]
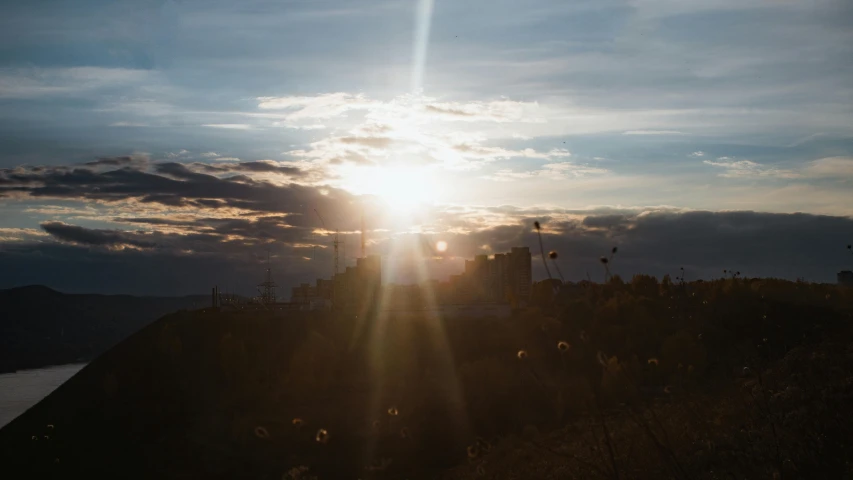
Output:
[{"left": 314, "top": 209, "right": 343, "bottom": 276}]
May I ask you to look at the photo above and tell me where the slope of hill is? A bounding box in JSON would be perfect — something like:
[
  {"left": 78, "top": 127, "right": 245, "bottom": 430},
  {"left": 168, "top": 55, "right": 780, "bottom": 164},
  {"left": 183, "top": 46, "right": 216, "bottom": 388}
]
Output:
[
  {"left": 0, "top": 285, "right": 209, "bottom": 373},
  {"left": 0, "top": 278, "right": 851, "bottom": 479}
]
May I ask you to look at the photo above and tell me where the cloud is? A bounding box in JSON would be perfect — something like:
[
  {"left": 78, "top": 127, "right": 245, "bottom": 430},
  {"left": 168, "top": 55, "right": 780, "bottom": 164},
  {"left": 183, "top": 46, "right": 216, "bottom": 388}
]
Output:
[
  {"left": 0, "top": 227, "right": 48, "bottom": 243},
  {"left": 109, "top": 122, "right": 148, "bottom": 127},
  {"left": 689, "top": 151, "right": 705, "bottom": 157},
  {"left": 451, "top": 145, "right": 571, "bottom": 162},
  {"left": 623, "top": 130, "right": 684, "bottom": 135},
  {"left": 703, "top": 156, "right": 853, "bottom": 180},
  {"left": 194, "top": 160, "right": 307, "bottom": 177},
  {"left": 802, "top": 157, "right": 853, "bottom": 178},
  {"left": 257, "top": 93, "right": 378, "bottom": 120},
  {"left": 452, "top": 209, "right": 853, "bottom": 284},
  {"left": 0, "top": 67, "right": 155, "bottom": 99},
  {"left": 40, "top": 222, "right": 156, "bottom": 249},
  {"left": 703, "top": 158, "right": 799, "bottom": 179},
  {"left": 422, "top": 99, "right": 542, "bottom": 123},
  {"left": 0, "top": 159, "right": 349, "bottom": 217},
  {"left": 283, "top": 124, "right": 327, "bottom": 130},
  {"left": 485, "top": 161, "right": 608, "bottom": 181},
  {"left": 338, "top": 136, "right": 394, "bottom": 149},
  {"left": 202, "top": 124, "right": 253, "bottom": 130},
  {"left": 84, "top": 155, "right": 148, "bottom": 168}
]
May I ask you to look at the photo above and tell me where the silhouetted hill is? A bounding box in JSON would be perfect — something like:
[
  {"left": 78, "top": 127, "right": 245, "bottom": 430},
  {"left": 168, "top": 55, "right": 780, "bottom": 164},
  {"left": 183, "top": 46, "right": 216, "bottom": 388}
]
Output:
[
  {"left": 0, "top": 285, "right": 209, "bottom": 373},
  {"left": 1, "top": 278, "right": 851, "bottom": 479}
]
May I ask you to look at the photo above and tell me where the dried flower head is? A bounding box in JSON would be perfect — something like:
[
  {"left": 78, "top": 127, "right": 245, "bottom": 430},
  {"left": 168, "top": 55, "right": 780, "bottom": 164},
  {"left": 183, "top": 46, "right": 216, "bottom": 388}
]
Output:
[
  {"left": 387, "top": 406, "right": 399, "bottom": 416},
  {"left": 367, "top": 458, "right": 393, "bottom": 472},
  {"left": 476, "top": 437, "right": 492, "bottom": 452},
  {"left": 664, "top": 385, "right": 672, "bottom": 394},
  {"left": 549, "top": 250, "right": 558, "bottom": 259},
  {"left": 315, "top": 428, "right": 329, "bottom": 444},
  {"left": 254, "top": 426, "right": 270, "bottom": 439},
  {"left": 648, "top": 358, "right": 659, "bottom": 366},
  {"left": 596, "top": 351, "right": 609, "bottom": 366},
  {"left": 612, "top": 246, "right": 618, "bottom": 254},
  {"left": 517, "top": 350, "right": 528, "bottom": 360},
  {"left": 477, "top": 464, "right": 487, "bottom": 477},
  {"left": 557, "top": 341, "right": 570, "bottom": 352},
  {"left": 599, "top": 256, "right": 609, "bottom": 264},
  {"left": 534, "top": 221, "right": 541, "bottom": 231},
  {"left": 46, "top": 424, "right": 54, "bottom": 430},
  {"left": 292, "top": 417, "right": 304, "bottom": 427},
  {"left": 467, "top": 444, "right": 480, "bottom": 459}
]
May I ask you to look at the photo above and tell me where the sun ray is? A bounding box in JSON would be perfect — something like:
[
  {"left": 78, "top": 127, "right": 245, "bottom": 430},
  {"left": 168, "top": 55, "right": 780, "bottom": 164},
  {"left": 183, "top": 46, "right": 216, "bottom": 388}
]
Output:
[{"left": 411, "top": 0, "right": 435, "bottom": 93}]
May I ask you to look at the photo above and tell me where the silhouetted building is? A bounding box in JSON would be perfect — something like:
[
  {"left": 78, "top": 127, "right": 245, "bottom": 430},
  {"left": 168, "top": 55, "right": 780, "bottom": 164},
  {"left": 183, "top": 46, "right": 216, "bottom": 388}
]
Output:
[
  {"left": 435, "top": 247, "right": 532, "bottom": 306},
  {"left": 839, "top": 270, "right": 853, "bottom": 287},
  {"left": 333, "top": 255, "right": 382, "bottom": 312},
  {"left": 507, "top": 247, "right": 532, "bottom": 304},
  {"left": 291, "top": 283, "right": 316, "bottom": 305}
]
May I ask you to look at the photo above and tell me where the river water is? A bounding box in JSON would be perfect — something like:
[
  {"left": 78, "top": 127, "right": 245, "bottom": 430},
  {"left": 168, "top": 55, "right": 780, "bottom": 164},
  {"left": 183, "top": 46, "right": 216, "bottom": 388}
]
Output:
[{"left": 0, "top": 364, "right": 86, "bottom": 428}]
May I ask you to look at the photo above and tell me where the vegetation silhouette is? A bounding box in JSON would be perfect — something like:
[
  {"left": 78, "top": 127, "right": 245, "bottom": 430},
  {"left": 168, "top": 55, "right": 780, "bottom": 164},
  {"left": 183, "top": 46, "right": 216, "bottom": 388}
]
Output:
[{"left": 1, "top": 243, "right": 852, "bottom": 478}]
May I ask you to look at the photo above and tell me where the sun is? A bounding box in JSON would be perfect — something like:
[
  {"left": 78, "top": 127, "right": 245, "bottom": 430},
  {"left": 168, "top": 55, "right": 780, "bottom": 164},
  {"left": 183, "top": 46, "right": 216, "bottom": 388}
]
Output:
[
  {"left": 343, "top": 165, "right": 438, "bottom": 212},
  {"left": 436, "top": 240, "right": 447, "bottom": 252}
]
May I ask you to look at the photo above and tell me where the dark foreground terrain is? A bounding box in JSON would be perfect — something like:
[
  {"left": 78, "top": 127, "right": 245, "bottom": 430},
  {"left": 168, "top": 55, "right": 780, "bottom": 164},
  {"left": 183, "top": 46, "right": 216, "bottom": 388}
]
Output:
[
  {"left": 1, "top": 277, "right": 851, "bottom": 479},
  {"left": 0, "top": 285, "right": 208, "bottom": 373}
]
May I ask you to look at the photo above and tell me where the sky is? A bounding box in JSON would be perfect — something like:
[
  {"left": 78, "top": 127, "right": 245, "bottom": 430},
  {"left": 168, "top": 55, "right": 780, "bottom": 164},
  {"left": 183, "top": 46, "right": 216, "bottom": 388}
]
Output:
[{"left": 1, "top": 0, "right": 852, "bottom": 295}]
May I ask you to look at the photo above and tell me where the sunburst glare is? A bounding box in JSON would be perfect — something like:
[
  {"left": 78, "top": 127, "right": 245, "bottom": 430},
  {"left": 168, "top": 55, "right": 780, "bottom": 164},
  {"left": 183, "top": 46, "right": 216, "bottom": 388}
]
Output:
[{"left": 342, "top": 165, "right": 439, "bottom": 213}]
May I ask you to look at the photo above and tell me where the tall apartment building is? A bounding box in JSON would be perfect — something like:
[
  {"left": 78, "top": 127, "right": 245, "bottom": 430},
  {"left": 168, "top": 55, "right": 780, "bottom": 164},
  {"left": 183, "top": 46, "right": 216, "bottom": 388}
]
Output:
[
  {"left": 440, "top": 247, "right": 531, "bottom": 305},
  {"left": 508, "top": 246, "right": 532, "bottom": 304},
  {"left": 332, "top": 255, "right": 382, "bottom": 312}
]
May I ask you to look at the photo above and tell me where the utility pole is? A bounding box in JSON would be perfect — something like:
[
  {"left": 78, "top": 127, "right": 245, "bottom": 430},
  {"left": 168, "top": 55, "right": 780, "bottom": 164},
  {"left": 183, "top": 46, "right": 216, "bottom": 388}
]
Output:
[{"left": 256, "top": 249, "right": 277, "bottom": 305}]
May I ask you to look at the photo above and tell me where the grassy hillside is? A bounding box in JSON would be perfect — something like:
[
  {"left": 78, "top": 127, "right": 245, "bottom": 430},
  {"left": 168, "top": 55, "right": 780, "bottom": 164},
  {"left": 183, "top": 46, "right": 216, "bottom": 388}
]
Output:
[
  {"left": 1, "top": 277, "right": 851, "bottom": 479},
  {"left": 0, "top": 285, "right": 209, "bottom": 373}
]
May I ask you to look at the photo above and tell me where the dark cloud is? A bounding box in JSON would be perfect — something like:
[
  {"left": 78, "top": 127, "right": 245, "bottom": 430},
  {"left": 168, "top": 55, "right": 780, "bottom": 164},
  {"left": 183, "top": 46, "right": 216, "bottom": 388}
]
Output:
[
  {"left": 84, "top": 156, "right": 142, "bottom": 167},
  {"left": 195, "top": 160, "right": 306, "bottom": 177},
  {"left": 455, "top": 210, "right": 853, "bottom": 284},
  {"left": 41, "top": 222, "right": 157, "bottom": 249},
  {"left": 4, "top": 156, "right": 853, "bottom": 294},
  {"left": 0, "top": 160, "right": 359, "bottom": 221},
  {"left": 581, "top": 214, "right": 630, "bottom": 230}
]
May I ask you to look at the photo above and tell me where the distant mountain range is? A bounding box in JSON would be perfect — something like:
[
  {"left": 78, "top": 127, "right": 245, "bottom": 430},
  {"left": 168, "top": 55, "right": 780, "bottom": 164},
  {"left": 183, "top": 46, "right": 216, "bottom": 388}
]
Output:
[{"left": 0, "top": 285, "right": 210, "bottom": 373}]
